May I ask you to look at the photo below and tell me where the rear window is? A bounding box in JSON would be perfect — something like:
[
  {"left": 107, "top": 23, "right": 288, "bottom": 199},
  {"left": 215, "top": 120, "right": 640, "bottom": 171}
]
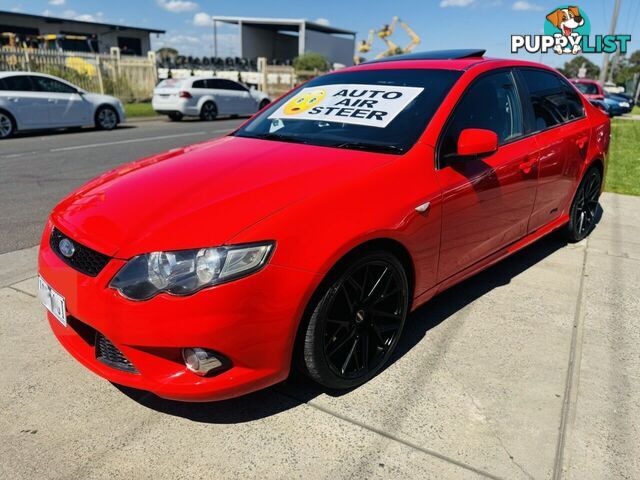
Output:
[
  {"left": 519, "top": 69, "right": 584, "bottom": 131},
  {"left": 157, "top": 78, "right": 185, "bottom": 89},
  {"left": 234, "top": 69, "right": 462, "bottom": 154},
  {"left": 0, "top": 75, "right": 34, "bottom": 91},
  {"left": 573, "top": 82, "right": 599, "bottom": 95}
]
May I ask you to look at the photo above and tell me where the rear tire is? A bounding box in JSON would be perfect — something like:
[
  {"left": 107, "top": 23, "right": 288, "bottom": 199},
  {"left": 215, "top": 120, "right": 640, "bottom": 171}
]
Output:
[
  {"left": 95, "top": 106, "right": 118, "bottom": 130},
  {"left": 199, "top": 102, "right": 217, "bottom": 121},
  {"left": 301, "top": 251, "right": 409, "bottom": 390},
  {"left": 565, "top": 167, "right": 602, "bottom": 242},
  {"left": 168, "top": 112, "right": 183, "bottom": 121},
  {"left": 0, "top": 110, "right": 16, "bottom": 139}
]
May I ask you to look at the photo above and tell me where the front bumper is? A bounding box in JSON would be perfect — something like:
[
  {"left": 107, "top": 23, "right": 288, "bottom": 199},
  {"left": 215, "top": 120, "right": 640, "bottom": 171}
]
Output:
[{"left": 39, "top": 222, "right": 320, "bottom": 401}]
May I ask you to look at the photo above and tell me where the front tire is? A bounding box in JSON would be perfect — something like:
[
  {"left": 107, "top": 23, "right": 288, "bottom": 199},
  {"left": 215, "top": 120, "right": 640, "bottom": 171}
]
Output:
[
  {"left": 199, "top": 102, "right": 217, "bottom": 121},
  {"left": 0, "top": 110, "right": 16, "bottom": 139},
  {"left": 259, "top": 99, "right": 271, "bottom": 110},
  {"left": 565, "top": 167, "right": 602, "bottom": 242},
  {"left": 302, "top": 251, "right": 409, "bottom": 390},
  {"left": 95, "top": 106, "right": 118, "bottom": 130}
]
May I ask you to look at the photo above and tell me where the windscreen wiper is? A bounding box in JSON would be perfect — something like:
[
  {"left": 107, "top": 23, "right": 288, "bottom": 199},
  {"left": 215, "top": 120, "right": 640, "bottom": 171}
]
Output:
[
  {"left": 332, "top": 142, "right": 404, "bottom": 154},
  {"left": 247, "top": 132, "right": 309, "bottom": 144}
]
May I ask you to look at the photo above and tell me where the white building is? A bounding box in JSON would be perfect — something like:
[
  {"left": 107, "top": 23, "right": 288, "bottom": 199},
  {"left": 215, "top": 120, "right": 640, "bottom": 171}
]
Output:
[{"left": 212, "top": 16, "right": 356, "bottom": 67}]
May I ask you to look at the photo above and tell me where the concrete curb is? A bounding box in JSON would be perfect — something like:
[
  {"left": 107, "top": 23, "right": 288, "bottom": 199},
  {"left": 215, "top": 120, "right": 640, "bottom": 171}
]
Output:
[{"left": 0, "top": 245, "right": 38, "bottom": 288}]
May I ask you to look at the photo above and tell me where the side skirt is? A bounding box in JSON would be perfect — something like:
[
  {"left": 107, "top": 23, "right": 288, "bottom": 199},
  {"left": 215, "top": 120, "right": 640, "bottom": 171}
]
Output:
[{"left": 411, "top": 214, "right": 570, "bottom": 311}]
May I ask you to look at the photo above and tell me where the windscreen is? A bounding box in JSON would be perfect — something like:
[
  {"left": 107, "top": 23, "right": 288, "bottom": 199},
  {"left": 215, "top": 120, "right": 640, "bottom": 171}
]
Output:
[
  {"left": 156, "top": 78, "right": 186, "bottom": 89},
  {"left": 233, "top": 69, "right": 461, "bottom": 154},
  {"left": 574, "top": 82, "right": 599, "bottom": 95}
]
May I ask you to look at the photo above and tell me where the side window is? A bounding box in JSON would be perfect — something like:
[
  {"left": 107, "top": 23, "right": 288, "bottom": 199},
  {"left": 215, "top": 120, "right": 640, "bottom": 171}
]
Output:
[
  {"left": 440, "top": 71, "right": 524, "bottom": 159},
  {"left": 560, "top": 83, "right": 585, "bottom": 121},
  {"left": 219, "top": 80, "right": 247, "bottom": 91},
  {"left": 0, "top": 78, "right": 6, "bottom": 90},
  {"left": 519, "top": 69, "right": 583, "bottom": 132},
  {"left": 192, "top": 80, "right": 206, "bottom": 89},
  {"left": 31, "top": 76, "right": 77, "bottom": 94},
  {"left": 2, "top": 75, "right": 35, "bottom": 92},
  {"left": 207, "top": 79, "right": 224, "bottom": 89}
]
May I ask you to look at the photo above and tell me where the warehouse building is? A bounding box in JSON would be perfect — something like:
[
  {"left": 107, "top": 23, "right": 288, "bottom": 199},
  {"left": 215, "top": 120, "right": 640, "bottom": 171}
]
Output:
[
  {"left": 212, "top": 16, "right": 356, "bottom": 67},
  {"left": 0, "top": 10, "right": 164, "bottom": 55}
]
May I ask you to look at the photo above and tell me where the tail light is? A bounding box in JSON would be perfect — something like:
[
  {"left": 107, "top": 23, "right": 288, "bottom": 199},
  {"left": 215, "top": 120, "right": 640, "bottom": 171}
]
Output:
[{"left": 179, "top": 91, "right": 192, "bottom": 99}]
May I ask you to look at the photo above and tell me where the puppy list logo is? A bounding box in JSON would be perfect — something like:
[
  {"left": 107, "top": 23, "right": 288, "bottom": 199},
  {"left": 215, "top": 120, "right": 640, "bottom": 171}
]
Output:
[{"left": 511, "top": 5, "right": 632, "bottom": 55}]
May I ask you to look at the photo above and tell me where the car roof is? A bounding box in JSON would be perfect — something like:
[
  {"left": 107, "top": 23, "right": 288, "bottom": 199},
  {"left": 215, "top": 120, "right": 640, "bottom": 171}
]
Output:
[{"left": 340, "top": 50, "right": 559, "bottom": 74}]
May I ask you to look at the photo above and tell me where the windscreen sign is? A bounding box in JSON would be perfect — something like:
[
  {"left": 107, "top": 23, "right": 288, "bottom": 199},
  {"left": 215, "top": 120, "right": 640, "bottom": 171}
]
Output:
[{"left": 268, "top": 84, "right": 424, "bottom": 128}]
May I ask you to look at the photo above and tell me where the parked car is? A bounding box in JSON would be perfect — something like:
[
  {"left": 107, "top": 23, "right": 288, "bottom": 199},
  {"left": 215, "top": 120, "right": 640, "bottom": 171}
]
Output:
[
  {"left": 571, "top": 78, "right": 632, "bottom": 117},
  {"left": 151, "top": 76, "right": 271, "bottom": 121},
  {"left": 571, "top": 78, "right": 605, "bottom": 99},
  {"left": 604, "top": 92, "right": 633, "bottom": 116},
  {"left": 39, "top": 50, "right": 610, "bottom": 402},
  {"left": 0, "top": 72, "right": 125, "bottom": 139}
]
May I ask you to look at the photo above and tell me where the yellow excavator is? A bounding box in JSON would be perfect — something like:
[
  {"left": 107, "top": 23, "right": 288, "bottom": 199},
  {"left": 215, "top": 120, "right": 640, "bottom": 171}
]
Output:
[
  {"left": 354, "top": 16, "right": 421, "bottom": 64},
  {"left": 354, "top": 29, "right": 375, "bottom": 65}
]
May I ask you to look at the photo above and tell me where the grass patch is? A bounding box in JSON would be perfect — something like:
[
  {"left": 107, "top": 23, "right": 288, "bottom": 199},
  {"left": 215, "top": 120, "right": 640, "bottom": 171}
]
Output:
[
  {"left": 633, "top": 105, "right": 640, "bottom": 115},
  {"left": 124, "top": 103, "right": 157, "bottom": 118},
  {"left": 605, "top": 118, "right": 640, "bottom": 196}
]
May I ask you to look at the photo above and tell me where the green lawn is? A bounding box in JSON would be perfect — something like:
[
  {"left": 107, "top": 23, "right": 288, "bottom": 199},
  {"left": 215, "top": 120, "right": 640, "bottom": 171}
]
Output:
[
  {"left": 124, "top": 103, "right": 157, "bottom": 118},
  {"left": 605, "top": 118, "right": 640, "bottom": 196},
  {"left": 633, "top": 105, "right": 640, "bottom": 115}
]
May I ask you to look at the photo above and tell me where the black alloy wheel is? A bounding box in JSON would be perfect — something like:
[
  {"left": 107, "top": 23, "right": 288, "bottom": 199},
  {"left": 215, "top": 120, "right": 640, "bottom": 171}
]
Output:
[
  {"left": 200, "top": 102, "right": 217, "bottom": 121},
  {"left": 566, "top": 167, "right": 602, "bottom": 242},
  {"left": 302, "top": 251, "right": 409, "bottom": 389}
]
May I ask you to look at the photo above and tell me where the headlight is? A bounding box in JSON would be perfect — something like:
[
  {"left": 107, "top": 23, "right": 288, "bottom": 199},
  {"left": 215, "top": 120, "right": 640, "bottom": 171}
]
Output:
[
  {"left": 110, "top": 242, "right": 274, "bottom": 300},
  {"left": 619, "top": 102, "right": 630, "bottom": 107}
]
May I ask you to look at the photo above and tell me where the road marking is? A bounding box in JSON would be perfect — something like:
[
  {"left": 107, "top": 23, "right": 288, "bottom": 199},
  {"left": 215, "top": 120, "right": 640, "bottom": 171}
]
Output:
[{"left": 49, "top": 131, "right": 219, "bottom": 152}]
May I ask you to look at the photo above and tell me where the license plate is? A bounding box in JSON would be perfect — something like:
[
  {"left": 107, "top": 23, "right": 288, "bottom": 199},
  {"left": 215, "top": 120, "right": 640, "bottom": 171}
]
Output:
[{"left": 38, "top": 275, "right": 67, "bottom": 327}]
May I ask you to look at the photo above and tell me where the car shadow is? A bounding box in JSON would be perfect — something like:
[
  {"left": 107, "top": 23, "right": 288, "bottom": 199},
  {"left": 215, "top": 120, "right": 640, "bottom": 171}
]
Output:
[
  {"left": 11, "top": 125, "right": 136, "bottom": 139},
  {"left": 116, "top": 205, "right": 603, "bottom": 423}
]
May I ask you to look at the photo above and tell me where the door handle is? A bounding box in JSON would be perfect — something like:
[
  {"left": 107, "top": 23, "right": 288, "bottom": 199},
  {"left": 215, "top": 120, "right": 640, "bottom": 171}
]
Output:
[
  {"left": 48, "top": 98, "right": 56, "bottom": 103},
  {"left": 519, "top": 155, "right": 537, "bottom": 174}
]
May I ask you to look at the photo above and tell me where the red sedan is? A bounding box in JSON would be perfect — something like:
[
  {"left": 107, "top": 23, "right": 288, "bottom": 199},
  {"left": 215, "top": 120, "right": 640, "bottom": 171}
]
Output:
[{"left": 38, "top": 50, "right": 610, "bottom": 401}]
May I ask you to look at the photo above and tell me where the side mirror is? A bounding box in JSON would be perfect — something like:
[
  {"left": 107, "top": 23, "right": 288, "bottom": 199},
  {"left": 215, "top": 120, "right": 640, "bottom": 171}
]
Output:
[{"left": 457, "top": 128, "right": 498, "bottom": 157}]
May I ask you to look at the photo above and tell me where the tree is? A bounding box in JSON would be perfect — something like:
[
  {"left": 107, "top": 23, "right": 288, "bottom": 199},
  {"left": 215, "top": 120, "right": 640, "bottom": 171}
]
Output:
[
  {"left": 560, "top": 55, "right": 600, "bottom": 79},
  {"left": 293, "top": 52, "right": 329, "bottom": 72},
  {"left": 156, "top": 47, "right": 178, "bottom": 62}
]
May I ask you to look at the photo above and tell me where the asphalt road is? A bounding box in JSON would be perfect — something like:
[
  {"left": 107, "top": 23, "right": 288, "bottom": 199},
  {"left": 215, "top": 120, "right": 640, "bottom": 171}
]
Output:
[{"left": 0, "top": 117, "right": 243, "bottom": 254}]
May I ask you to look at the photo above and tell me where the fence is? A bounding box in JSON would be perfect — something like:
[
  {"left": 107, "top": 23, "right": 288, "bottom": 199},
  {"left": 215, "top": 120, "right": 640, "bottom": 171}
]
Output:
[
  {"left": 0, "top": 48, "right": 157, "bottom": 102},
  {"left": 0, "top": 49, "right": 327, "bottom": 102}
]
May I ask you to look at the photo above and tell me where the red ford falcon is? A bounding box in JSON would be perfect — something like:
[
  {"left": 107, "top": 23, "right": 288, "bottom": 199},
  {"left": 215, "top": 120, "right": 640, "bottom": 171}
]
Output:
[{"left": 38, "top": 50, "right": 610, "bottom": 401}]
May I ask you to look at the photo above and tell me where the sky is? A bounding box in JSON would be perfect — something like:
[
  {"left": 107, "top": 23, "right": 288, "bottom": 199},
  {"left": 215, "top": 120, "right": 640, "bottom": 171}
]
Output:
[{"left": 1, "top": 0, "right": 639, "bottom": 68}]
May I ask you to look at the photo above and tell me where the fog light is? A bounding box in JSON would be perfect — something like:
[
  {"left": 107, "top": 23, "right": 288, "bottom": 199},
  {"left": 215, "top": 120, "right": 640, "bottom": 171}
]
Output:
[{"left": 182, "top": 348, "right": 225, "bottom": 376}]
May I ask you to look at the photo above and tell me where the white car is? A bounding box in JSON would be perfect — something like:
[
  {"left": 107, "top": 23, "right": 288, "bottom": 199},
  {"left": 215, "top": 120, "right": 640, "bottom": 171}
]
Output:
[
  {"left": 0, "top": 72, "right": 125, "bottom": 139},
  {"left": 152, "top": 77, "right": 271, "bottom": 121}
]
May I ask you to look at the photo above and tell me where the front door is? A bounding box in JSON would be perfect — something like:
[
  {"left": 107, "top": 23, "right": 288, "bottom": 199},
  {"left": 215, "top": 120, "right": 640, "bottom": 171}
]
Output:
[
  {"left": 435, "top": 70, "right": 539, "bottom": 281},
  {"left": 31, "top": 76, "right": 91, "bottom": 127}
]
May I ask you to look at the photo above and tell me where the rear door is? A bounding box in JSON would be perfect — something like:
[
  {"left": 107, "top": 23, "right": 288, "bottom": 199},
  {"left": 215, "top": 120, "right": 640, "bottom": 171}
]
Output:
[
  {"left": 435, "top": 69, "right": 539, "bottom": 281},
  {"left": 0, "top": 75, "right": 50, "bottom": 128},
  {"left": 517, "top": 69, "right": 589, "bottom": 232},
  {"left": 31, "top": 75, "right": 91, "bottom": 127}
]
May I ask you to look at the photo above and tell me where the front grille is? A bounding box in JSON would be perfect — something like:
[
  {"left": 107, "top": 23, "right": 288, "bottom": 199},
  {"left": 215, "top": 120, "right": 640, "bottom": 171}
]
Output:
[
  {"left": 50, "top": 227, "right": 110, "bottom": 277},
  {"left": 95, "top": 333, "right": 138, "bottom": 373}
]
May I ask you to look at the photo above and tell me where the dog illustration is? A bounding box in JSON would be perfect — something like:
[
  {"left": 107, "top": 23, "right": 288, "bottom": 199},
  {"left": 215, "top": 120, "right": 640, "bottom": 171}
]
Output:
[{"left": 546, "top": 6, "right": 585, "bottom": 54}]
